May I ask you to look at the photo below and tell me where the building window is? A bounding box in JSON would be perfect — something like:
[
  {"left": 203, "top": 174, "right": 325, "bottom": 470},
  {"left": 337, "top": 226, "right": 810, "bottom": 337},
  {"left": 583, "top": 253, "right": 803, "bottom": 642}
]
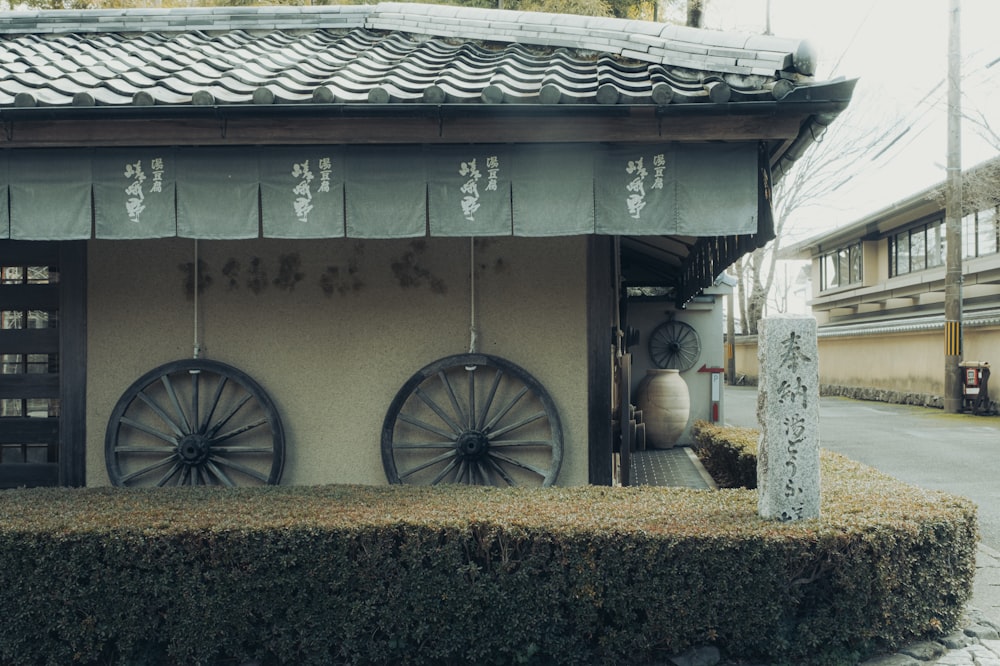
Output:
[
  {"left": 892, "top": 231, "right": 909, "bottom": 276},
  {"left": 962, "top": 206, "right": 1000, "bottom": 258},
  {"left": 819, "top": 242, "right": 862, "bottom": 291},
  {"left": 850, "top": 243, "right": 862, "bottom": 283},
  {"left": 890, "top": 218, "right": 947, "bottom": 276}
]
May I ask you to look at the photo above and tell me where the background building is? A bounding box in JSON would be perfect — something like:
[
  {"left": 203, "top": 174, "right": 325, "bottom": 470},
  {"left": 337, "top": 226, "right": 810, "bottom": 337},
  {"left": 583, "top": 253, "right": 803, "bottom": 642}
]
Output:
[{"left": 735, "top": 156, "right": 1000, "bottom": 409}]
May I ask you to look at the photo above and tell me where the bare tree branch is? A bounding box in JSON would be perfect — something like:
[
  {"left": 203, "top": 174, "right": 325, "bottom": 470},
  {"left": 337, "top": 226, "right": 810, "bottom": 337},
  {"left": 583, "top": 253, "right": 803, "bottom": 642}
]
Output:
[{"left": 736, "top": 101, "right": 892, "bottom": 333}]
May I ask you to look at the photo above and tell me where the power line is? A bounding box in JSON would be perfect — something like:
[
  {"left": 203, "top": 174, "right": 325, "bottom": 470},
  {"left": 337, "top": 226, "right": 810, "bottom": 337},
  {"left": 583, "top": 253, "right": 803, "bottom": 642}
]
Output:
[{"left": 828, "top": 0, "right": 879, "bottom": 78}]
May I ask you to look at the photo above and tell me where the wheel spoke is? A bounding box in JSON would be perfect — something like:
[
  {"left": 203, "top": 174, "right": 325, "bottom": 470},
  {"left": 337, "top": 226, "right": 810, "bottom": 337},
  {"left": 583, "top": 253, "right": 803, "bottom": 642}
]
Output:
[
  {"left": 118, "top": 418, "right": 177, "bottom": 445},
  {"left": 161, "top": 374, "right": 192, "bottom": 434},
  {"left": 415, "top": 386, "right": 463, "bottom": 436},
  {"left": 205, "top": 459, "right": 236, "bottom": 487},
  {"left": 201, "top": 375, "right": 229, "bottom": 434},
  {"left": 120, "top": 455, "right": 177, "bottom": 484},
  {"left": 397, "top": 449, "right": 457, "bottom": 480},
  {"left": 430, "top": 458, "right": 460, "bottom": 485},
  {"left": 466, "top": 368, "right": 476, "bottom": 430},
  {"left": 488, "top": 411, "right": 546, "bottom": 439},
  {"left": 438, "top": 370, "right": 467, "bottom": 431},
  {"left": 155, "top": 461, "right": 183, "bottom": 487},
  {"left": 490, "top": 451, "right": 547, "bottom": 479},
  {"left": 483, "top": 386, "right": 529, "bottom": 433},
  {"left": 398, "top": 412, "right": 459, "bottom": 441},
  {"left": 487, "top": 439, "right": 555, "bottom": 449},
  {"left": 135, "top": 392, "right": 185, "bottom": 438},
  {"left": 391, "top": 441, "right": 455, "bottom": 450},
  {"left": 190, "top": 370, "right": 200, "bottom": 436},
  {"left": 485, "top": 456, "right": 517, "bottom": 486},
  {"left": 479, "top": 460, "right": 495, "bottom": 486},
  {"left": 115, "top": 444, "right": 176, "bottom": 453},
  {"left": 210, "top": 455, "right": 270, "bottom": 483},
  {"left": 212, "top": 417, "right": 268, "bottom": 445},
  {"left": 208, "top": 445, "right": 275, "bottom": 453},
  {"left": 453, "top": 458, "right": 467, "bottom": 484},
  {"left": 478, "top": 369, "right": 503, "bottom": 430},
  {"left": 207, "top": 392, "right": 254, "bottom": 438}
]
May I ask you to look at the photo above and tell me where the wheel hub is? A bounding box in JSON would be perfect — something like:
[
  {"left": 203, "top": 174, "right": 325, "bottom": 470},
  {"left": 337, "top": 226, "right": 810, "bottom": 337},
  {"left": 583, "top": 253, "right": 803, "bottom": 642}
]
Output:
[
  {"left": 177, "top": 434, "right": 211, "bottom": 465},
  {"left": 455, "top": 431, "right": 489, "bottom": 459}
]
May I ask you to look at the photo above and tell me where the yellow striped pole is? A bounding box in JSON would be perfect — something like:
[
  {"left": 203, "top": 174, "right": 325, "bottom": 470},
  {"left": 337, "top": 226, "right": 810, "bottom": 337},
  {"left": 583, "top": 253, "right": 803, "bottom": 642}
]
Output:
[{"left": 945, "top": 320, "right": 962, "bottom": 357}]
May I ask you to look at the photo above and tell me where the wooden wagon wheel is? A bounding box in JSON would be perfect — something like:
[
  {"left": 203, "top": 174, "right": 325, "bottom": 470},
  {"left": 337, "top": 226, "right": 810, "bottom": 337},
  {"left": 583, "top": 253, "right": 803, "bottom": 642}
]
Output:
[
  {"left": 648, "top": 319, "right": 701, "bottom": 372},
  {"left": 105, "top": 359, "right": 285, "bottom": 487},
  {"left": 381, "top": 353, "right": 563, "bottom": 487}
]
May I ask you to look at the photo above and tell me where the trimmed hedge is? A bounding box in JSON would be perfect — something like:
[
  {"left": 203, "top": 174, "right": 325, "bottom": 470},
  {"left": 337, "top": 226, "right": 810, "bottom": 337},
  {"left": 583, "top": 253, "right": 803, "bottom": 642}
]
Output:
[
  {"left": 0, "top": 454, "right": 977, "bottom": 666},
  {"left": 691, "top": 420, "right": 759, "bottom": 489}
]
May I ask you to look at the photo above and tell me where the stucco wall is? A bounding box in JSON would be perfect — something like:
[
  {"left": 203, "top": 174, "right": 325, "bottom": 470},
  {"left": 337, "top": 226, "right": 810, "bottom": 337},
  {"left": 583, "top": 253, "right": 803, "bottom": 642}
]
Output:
[
  {"left": 734, "top": 325, "right": 1000, "bottom": 399},
  {"left": 86, "top": 236, "right": 590, "bottom": 487}
]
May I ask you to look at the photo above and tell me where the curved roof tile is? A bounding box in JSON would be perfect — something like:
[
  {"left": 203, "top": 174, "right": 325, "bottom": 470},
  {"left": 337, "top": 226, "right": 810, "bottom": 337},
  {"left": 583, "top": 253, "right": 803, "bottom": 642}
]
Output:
[{"left": 0, "top": 2, "right": 834, "bottom": 111}]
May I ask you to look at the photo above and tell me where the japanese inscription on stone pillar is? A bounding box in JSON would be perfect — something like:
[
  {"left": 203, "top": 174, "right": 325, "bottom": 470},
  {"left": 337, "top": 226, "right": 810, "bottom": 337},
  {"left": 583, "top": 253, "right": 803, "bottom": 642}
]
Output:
[{"left": 757, "top": 315, "right": 821, "bottom": 521}]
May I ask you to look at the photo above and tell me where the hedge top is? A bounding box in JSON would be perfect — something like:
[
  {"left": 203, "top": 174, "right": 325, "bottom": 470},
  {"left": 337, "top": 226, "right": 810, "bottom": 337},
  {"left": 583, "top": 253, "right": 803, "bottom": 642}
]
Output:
[{"left": 0, "top": 451, "right": 975, "bottom": 543}]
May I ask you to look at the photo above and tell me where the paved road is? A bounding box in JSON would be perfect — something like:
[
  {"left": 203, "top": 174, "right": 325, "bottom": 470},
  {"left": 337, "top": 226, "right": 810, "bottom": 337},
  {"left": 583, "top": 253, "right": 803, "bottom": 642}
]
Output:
[{"left": 723, "top": 385, "right": 1000, "bottom": 620}]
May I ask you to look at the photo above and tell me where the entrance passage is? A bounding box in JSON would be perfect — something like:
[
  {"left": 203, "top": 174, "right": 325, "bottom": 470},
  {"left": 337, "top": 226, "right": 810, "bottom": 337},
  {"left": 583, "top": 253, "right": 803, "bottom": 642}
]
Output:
[{"left": 0, "top": 241, "right": 85, "bottom": 488}]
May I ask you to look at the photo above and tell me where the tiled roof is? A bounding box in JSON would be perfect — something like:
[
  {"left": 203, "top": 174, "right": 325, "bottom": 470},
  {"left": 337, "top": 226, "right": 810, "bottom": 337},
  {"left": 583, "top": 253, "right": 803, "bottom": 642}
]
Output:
[{"left": 0, "top": 2, "right": 822, "bottom": 109}]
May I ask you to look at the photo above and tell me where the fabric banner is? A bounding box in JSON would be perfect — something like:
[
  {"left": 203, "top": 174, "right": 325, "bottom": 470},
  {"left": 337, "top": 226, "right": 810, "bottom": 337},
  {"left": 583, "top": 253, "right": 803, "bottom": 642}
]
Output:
[
  {"left": 427, "top": 145, "right": 512, "bottom": 237},
  {"left": 0, "top": 143, "right": 759, "bottom": 241},
  {"left": 9, "top": 149, "right": 92, "bottom": 241},
  {"left": 93, "top": 149, "right": 176, "bottom": 239},
  {"left": 512, "top": 144, "right": 595, "bottom": 237},
  {"left": 345, "top": 146, "right": 426, "bottom": 238},
  {"left": 260, "top": 147, "right": 346, "bottom": 239},
  {"left": 595, "top": 144, "right": 675, "bottom": 235},
  {"left": 674, "top": 143, "right": 757, "bottom": 235},
  {"left": 176, "top": 148, "right": 260, "bottom": 239},
  {"left": 0, "top": 152, "right": 8, "bottom": 240}
]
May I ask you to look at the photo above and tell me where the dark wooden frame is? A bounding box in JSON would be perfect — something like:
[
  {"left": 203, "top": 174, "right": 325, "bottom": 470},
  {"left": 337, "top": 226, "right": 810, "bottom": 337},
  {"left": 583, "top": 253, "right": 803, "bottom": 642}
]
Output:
[
  {"left": 586, "top": 235, "right": 614, "bottom": 485},
  {"left": 59, "top": 241, "right": 87, "bottom": 486},
  {"left": 0, "top": 240, "right": 86, "bottom": 488}
]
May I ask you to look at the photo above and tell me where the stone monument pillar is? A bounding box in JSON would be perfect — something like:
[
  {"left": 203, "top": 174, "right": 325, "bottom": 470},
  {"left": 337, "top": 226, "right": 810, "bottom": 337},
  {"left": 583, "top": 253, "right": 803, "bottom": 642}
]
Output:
[{"left": 757, "top": 315, "right": 820, "bottom": 521}]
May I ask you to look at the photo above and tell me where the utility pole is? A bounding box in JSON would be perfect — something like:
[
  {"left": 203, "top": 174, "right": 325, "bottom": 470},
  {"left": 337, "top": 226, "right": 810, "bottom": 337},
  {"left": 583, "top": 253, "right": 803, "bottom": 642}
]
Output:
[
  {"left": 726, "top": 288, "right": 736, "bottom": 385},
  {"left": 943, "top": 0, "right": 964, "bottom": 413}
]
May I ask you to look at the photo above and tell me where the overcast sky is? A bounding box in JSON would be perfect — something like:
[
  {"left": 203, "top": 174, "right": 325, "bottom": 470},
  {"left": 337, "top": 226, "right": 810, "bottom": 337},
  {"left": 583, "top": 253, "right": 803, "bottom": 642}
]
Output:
[{"left": 703, "top": 0, "right": 1000, "bottom": 240}]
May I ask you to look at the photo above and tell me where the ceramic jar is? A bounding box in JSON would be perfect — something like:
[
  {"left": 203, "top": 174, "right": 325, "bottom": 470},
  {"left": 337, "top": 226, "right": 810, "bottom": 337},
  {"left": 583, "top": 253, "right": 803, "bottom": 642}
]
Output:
[{"left": 636, "top": 369, "right": 690, "bottom": 449}]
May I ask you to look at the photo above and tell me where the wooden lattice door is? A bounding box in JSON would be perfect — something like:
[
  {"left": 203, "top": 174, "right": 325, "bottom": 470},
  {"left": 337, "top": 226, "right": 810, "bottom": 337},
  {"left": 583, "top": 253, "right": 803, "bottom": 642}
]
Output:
[{"left": 0, "top": 241, "right": 86, "bottom": 488}]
